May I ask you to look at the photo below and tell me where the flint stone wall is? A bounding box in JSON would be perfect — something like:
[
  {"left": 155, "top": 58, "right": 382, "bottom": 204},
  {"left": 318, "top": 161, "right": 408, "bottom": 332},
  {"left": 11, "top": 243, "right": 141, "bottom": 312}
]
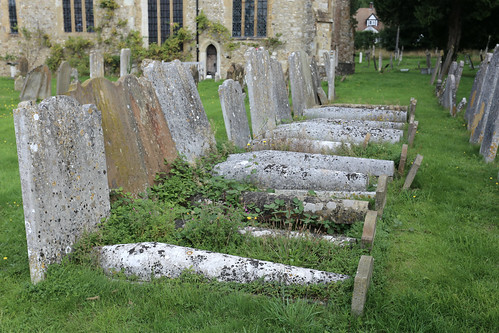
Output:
[
  {"left": 14, "top": 96, "right": 110, "bottom": 283},
  {"left": 143, "top": 60, "right": 215, "bottom": 163},
  {"left": 68, "top": 75, "right": 178, "bottom": 194}
]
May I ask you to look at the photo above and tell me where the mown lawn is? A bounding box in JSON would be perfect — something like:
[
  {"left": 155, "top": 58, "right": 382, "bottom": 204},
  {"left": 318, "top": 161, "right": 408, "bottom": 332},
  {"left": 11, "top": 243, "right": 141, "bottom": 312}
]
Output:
[{"left": 0, "top": 54, "right": 497, "bottom": 332}]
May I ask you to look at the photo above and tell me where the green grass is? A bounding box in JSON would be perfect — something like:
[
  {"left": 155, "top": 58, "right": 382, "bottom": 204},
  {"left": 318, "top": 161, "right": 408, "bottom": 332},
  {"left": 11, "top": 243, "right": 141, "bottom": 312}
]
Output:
[{"left": 1, "top": 55, "right": 498, "bottom": 332}]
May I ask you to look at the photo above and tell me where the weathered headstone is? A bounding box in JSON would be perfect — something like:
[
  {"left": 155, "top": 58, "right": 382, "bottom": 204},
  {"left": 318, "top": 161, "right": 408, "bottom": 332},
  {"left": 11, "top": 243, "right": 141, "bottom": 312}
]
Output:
[
  {"left": 359, "top": 52, "right": 363, "bottom": 64},
  {"left": 304, "top": 105, "right": 407, "bottom": 123},
  {"left": 226, "top": 62, "right": 245, "bottom": 87},
  {"left": 465, "top": 53, "right": 493, "bottom": 126},
  {"left": 425, "top": 50, "right": 431, "bottom": 69},
  {"left": 441, "top": 74, "right": 455, "bottom": 111},
  {"left": 68, "top": 75, "right": 178, "bottom": 194},
  {"left": 56, "top": 61, "right": 72, "bottom": 95},
  {"left": 120, "top": 48, "right": 131, "bottom": 77},
  {"left": 408, "top": 121, "right": 419, "bottom": 146},
  {"left": 375, "top": 175, "right": 389, "bottom": 218},
  {"left": 361, "top": 211, "right": 377, "bottom": 250},
  {"left": 470, "top": 46, "right": 499, "bottom": 144},
  {"left": 325, "top": 51, "right": 336, "bottom": 101},
  {"left": 13, "top": 96, "right": 110, "bottom": 283},
  {"left": 90, "top": 50, "right": 104, "bottom": 78},
  {"left": 19, "top": 65, "right": 51, "bottom": 101},
  {"left": 70, "top": 68, "right": 79, "bottom": 83},
  {"left": 479, "top": 78, "right": 499, "bottom": 162},
  {"left": 408, "top": 98, "right": 417, "bottom": 122},
  {"left": 453, "top": 61, "right": 465, "bottom": 103},
  {"left": 403, "top": 154, "right": 424, "bottom": 190},
  {"left": 14, "top": 76, "right": 24, "bottom": 91},
  {"left": 289, "top": 51, "right": 317, "bottom": 116},
  {"left": 143, "top": 60, "right": 215, "bottom": 163},
  {"left": 270, "top": 57, "right": 292, "bottom": 122},
  {"left": 17, "top": 56, "right": 29, "bottom": 76},
  {"left": 245, "top": 48, "right": 278, "bottom": 138},
  {"left": 430, "top": 51, "right": 442, "bottom": 85},
  {"left": 219, "top": 79, "right": 251, "bottom": 148},
  {"left": 249, "top": 137, "right": 350, "bottom": 155}
]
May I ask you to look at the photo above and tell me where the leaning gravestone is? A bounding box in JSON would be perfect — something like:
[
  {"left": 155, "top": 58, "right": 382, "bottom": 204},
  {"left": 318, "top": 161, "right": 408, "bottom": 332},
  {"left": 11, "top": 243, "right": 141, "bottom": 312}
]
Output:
[
  {"left": 245, "top": 48, "right": 278, "bottom": 138},
  {"left": 120, "top": 48, "right": 131, "bottom": 77},
  {"left": 13, "top": 96, "right": 110, "bottom": 283},
  {"left": 20, "top": 65, "right": 51, "bottom": 101},
  {"left": 68, "top": 75, "right": 178, "bottom": 194},
  {"left": 453, "top": 61, "right": 464, "bottom": 102},
  {"left": 219, "top": 79, "right": 251, "bottom": 148},
  {"left": 56, "top": 61, "right": 72, "bottom": 95},
  {"left": 17, "top": 56, "right": 29, "bottom": 76},
  {"left": 270, "top": 57, "right": 292, "bottom": 122},
  {"left": 143, "top": 59, "right": 215, "bottom": 163},
  {"left": 310, "top": 56, "right": 321, "bottom": 104},
  {"left": 465, "top": 53, "right": 492, "bottom": 125},
  {"left": 14, "top": 76, "right": 24, "bottom": 91},
  {"left": 479, "top": 79, "right": 499, "bottom": 162},
  {"left": 470, "top": 46, "right": 499, "bottom": 143},
  {"left": 324, "top": 51, "right": 336, "bottom": 101},
  {"left": 289, "top": 51, "right": 317, "bottom": 116},
  {"left": 441, "top": 74, "right": 455, "bottom": 111},
  {"left": 90, "top": 50, "right": 104, "bottom": 78}
]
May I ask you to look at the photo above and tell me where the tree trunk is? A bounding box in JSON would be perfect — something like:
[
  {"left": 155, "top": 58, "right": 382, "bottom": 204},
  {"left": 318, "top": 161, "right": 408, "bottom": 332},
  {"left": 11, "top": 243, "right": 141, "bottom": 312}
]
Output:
[{"left": 441, "top": 1, "right": 462, "bottom": 76}]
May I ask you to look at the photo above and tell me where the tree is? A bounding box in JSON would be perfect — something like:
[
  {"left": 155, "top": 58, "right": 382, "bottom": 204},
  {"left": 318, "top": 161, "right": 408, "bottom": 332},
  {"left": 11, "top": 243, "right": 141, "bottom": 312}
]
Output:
[{"left": 376, "top": 0, "right": 499, "bottom": 74}]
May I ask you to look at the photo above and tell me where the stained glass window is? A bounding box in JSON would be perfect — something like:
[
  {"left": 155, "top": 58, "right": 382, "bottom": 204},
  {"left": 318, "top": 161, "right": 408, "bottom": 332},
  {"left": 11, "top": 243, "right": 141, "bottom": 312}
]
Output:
[
  {"left": 148, "top": 0, "right": 158, "bottom": 44},
  {"left": 172, "top": 0, "right": 183, "bottom": 33},
  {"left": 8, "top": 0, "right": 18, "bottom": 33},
  {"left": 233, "top": 0, "right": 266, "bottom": 38},
  {"left": 63, "top": 0, "right": 72, "bottom": 33},
  {"left": 149, "top": 0, "right": 183, "bottom": 45},
  {"left": 85, "top": 0, "right": 94, "bottom": 32},
  {"left": 160, "top": 0, "right": 170, "bottom": 43},
  {"left": 232, "top": 0, "right": 242, "bottom": 37},
  {"left": 74, "top": 0, "right": 83, "bottom": 32}
]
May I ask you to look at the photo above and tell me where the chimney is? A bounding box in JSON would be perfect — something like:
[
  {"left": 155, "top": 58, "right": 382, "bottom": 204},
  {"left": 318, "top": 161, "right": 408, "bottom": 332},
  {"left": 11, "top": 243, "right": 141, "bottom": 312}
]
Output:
[{"left": 370, "top": 2, "right": 374, "bottom": 9}]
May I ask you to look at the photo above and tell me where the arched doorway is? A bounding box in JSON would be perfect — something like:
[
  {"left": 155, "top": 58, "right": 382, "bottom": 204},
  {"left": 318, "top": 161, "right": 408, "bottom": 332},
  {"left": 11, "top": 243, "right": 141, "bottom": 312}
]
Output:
[{"left": 206, "top": 44, "right": 217, "bottom": 76}]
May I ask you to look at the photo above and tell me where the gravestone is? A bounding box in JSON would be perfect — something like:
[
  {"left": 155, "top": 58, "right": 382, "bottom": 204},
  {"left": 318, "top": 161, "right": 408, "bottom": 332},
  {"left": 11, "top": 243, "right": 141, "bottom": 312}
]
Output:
[
  {"left": 448, "top": 61, "right": 458, "bottom": 76},
  {"left": 120, "top": 48, "right": 131, "bottom": 77},
  {"left": 270, "top": 57, "right": 292, "bottom": 122},
  {"left": 324, "top": 51, "right": 336, "bottom": 101},
  {"left": 359, "top": 52, "right": 363, "bottom": 64},
  {"left": 250, "top": 137, "right": 349, "bottom": 155},
  {"left": 378, "top": 51, "right": 382, "bottom": 72},
  {"left": 425, "top": 50, "right": 431, "bottom": 69},
  {"left": 441, "top": 74, "right": 455, "bottom": 110},
  {"left": 430, "top": 51, "right": 442, "bottom": 85},
  {"left": 479, "top": 79, "right": 499, "bottom": 162},
  {"left": 289, "top": 51, "right": 317, "bottom": 116},
  {"left": 453, "top": 61, "right": 464, "bottom": 101},
  {"left": 17, "top": 56, "right": 29, "bottom": 76},
  {"left": 398, "top": 144, "right": 408, "bottom": 174},
  {"left": 244, "top": 48, "right": 276, "bottom": 138},
  {"left": 90, "top": 50, "right": 104, "bottom": 78},
  {"left": 14, "top": 76, "right": 24, "bottom": 91},
  {"left": 143, "top": 60, "right": 216, "bottom": 163},
  {"left": 68, "top": 75, "right": 178, "bottom": 194},
  {"left": 19, "top": 65, "right": 51, "bottom": 101},
  {"left": 226, "top": 62, "right": 245, "bottom": 87},
  {"left": 218, "top": 79, "right": 251, "bottom": 148},
  {"left": 310, "top": 56, "right": 322, "bottom": 103},
  {"left": 403, "top": 154, "right": 424, "bottom": 190},
  {"left": 71, "top": 68, "right": 79, "bottom": 83},
  {"left": 470, "top": 46, "right": 499, "bottom": 143},
  {"left": 56, "top": 61, "right": 72, "bottom": 95},
  {"left": 465, "top": 53, "right": 492, "bottom": 126},
  {"left": 306, "top": 117, "right": 405, "bottom": 130},
  {"left": 304, "top": 105, "right": 407, "bottom": 123},
  {"left": 13, "top": 96, "right": 110, "bottom": 283}
]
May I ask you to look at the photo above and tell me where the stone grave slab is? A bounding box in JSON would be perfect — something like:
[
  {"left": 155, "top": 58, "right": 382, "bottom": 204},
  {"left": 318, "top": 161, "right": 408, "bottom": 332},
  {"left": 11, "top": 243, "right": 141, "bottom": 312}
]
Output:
[
  {"left": 13, "top": 96, "right": 110, "bottom": 283},
  {"left": 68, "top": 75, "right": 178, "bottom": 194},
  {"left": 303, "top": 117, "right": 405, "bottom": 130},
  {"left": 218, "top": 79, "right": 251, "bottom": 148},
  {"left": 249, "top": 137, "right": 350, "bottom": 155},
  {"left": 56, "top": 61, "right": 72, "bottom": 95},
  {"left": 265, "top": 121, "right": 403, "bottom": 144},
  {"left": 240, "top": 192, "right": 368, "bottom": 224},
  {"left": 289, "top": 51, "right": 317, "bottom": 116},
  {"left": 225, "top": 150, "right": 395, "bottom": 177},
  {"left": 20, "top": 65, "right": 51, "bottom": 101},
  {"left": 98, "top": 242, "right": 349, "bottom": 284},
  {"left": 272, "top": 189, "right": 376, "bottom": 201},
  {"left": 239, "top": 227, "right": 356, "bottom": 247},
  {"left": 143, "top": 60, "right": 215, "bottom": 163},
  {"left": 304, "top": 105, "right": 407, "bottom": 122},
  {"left": 214, "top": 160, "right": 369, "bottom": 191}
]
